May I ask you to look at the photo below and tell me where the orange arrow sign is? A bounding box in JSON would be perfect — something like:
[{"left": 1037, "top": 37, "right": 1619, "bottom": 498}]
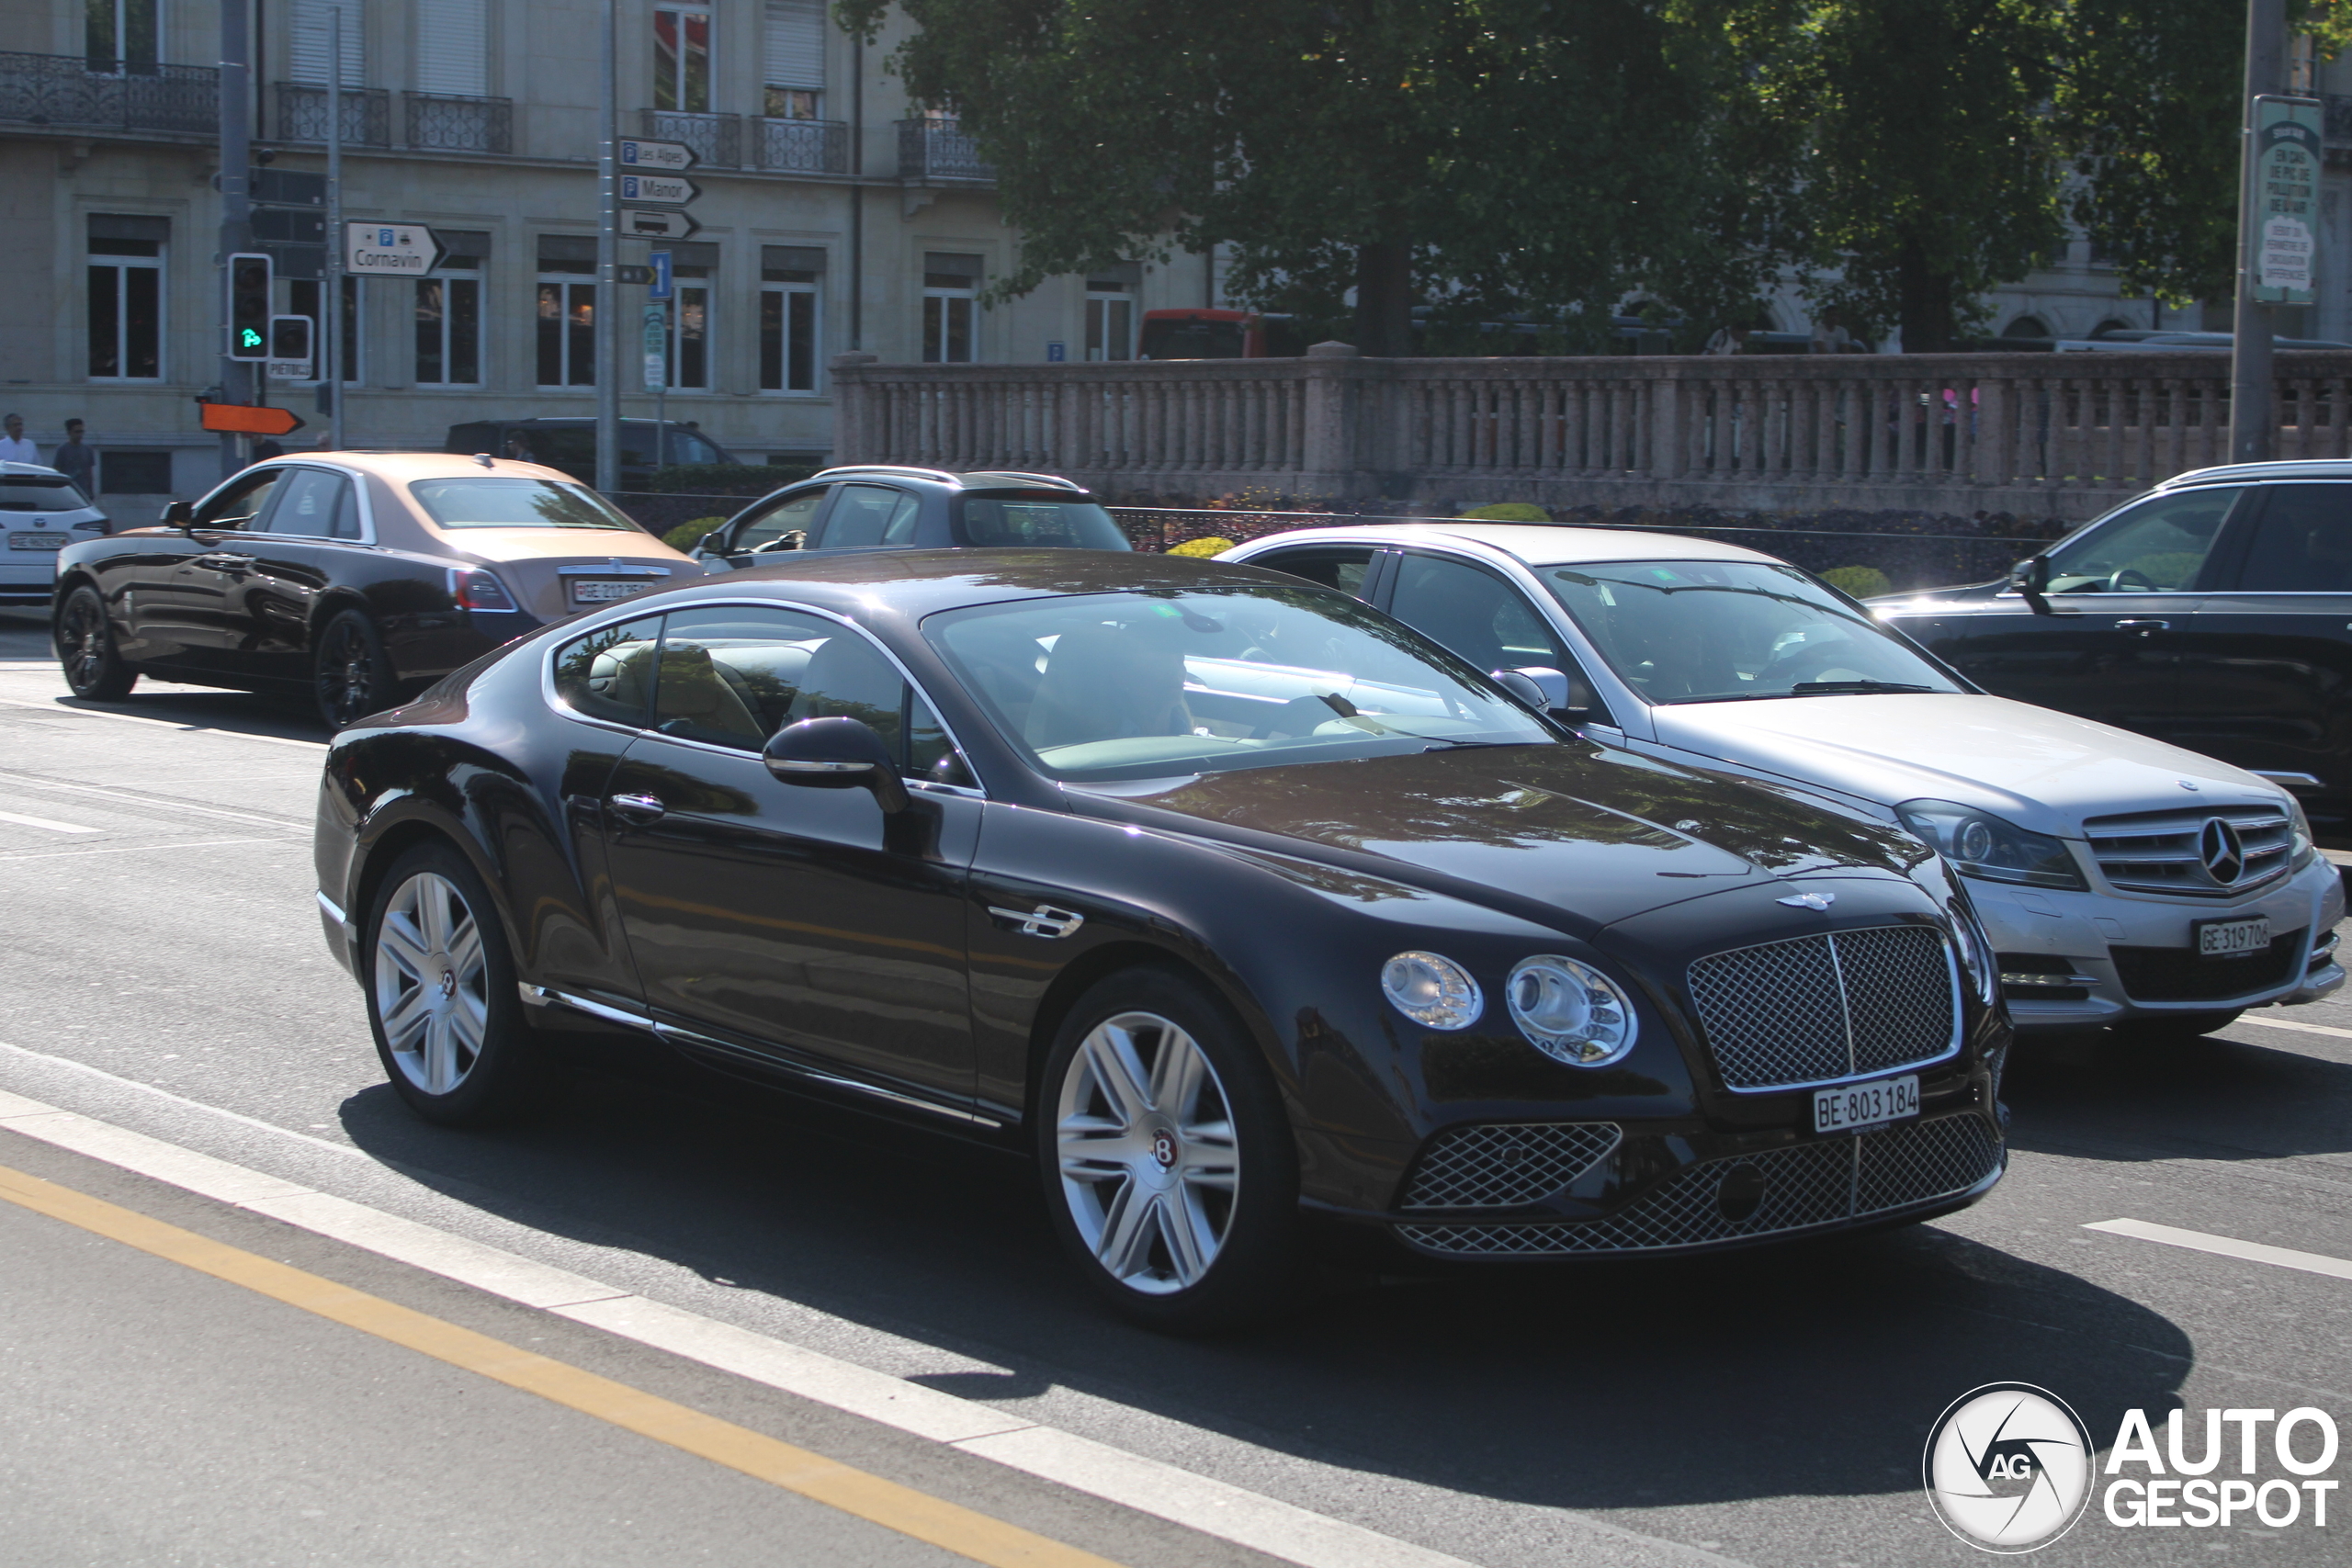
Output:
[{"left": 198, "top": 403, "right": 306, "bottom": 436}]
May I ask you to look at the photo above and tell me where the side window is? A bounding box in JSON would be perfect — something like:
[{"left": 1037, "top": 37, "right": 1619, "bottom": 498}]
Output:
[
  {"left": 2233, "top": 485, "right": 2352, "bottom": 592},
  {"left": 194, "top": 468, "right": 285, "bottom": 530},
  {"left": 787, "top": 620, "right": 974, "bottom": 784},
  {"left": 2045, "top": 488, "right": 2241, "bottom": 593},
  {"left": 1250, "top": 547, "right": 1377, "bottom": 599},
  {"left": 1388, "top": 553, "right": 1565, "bottom": 674},
  {"left": 262, "top": 469, "right": 352, "bottom": 538},
  {"left": 731, "top": 487, "right": 829, "bottom": 553},
  {"left": 819, "top": 484, "right": 921, "bottom": 548},
  {"left": 654, "top": 605, "right": 833, "bottom": 750},
  {"left": 553, "top": 614, "right": 664, "bottom": 727}
]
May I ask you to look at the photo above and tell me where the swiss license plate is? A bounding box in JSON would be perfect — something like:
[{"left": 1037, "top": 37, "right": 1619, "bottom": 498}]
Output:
[
  {"left": 6, "top": 533, "right": 67, "bottom": 551},
  {"left": 2195, "top": 915, "right": 2271, "bottom": 958},
  {"left": 1814, "top": 1074, "right": 1919, "bottom": 1135},
  {"left": 570, "top": 579, "right": 655, "bottom": 605}
]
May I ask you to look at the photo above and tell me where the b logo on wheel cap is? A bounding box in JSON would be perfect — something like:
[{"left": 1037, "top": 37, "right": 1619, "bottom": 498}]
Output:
[{"left": 1151, "top": 1130, "right": 1178, "bottom": 1168}]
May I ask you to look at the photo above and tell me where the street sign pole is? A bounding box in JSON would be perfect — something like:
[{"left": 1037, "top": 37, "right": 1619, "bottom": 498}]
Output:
[
  {"left": 326, "top": 5, "right": 343, "bottom": 450},
  {"left": 216, "top": 0, "right": 253, "bottom": 478},
  {"left": 2232, "top": 0, "right": 2287, "bottom": 462},
  {"left": 594, "top": 0, "right": 620, "bottom": 495}
]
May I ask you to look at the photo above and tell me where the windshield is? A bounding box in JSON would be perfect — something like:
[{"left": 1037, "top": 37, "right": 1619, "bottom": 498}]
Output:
[
  {"left": 925, "top": 585, "right": 1555, "bottom": 783},
  {"left": 957, "top": 496, "right": 1132, "bottom": 550},
  {"left": 1540, "top": 559, "right": 1962, "bottom": 705},
  {"left": 408, "top": 478, "right": 639, "bottom": 530},
  {"left": 0, "top": 475, "right": 90, "bottom": 512}
]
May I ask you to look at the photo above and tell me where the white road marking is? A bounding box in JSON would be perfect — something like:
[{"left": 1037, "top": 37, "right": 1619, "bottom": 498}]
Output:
[
  {"left": 2085, "top": 1218, "right": 2352, "bottom": 1283},
  {"left": 0, "top": 807, "right": 99, "bottom": 834},
  {"left": 0, "top": 768, "right": 307, "bottom": 831},
  {"left": 0, "top": 694, "right": 328, "bottom": 750},
  {"left": 0, "top": 1078, "right": 1752, "bottom": 1568},
  {"left": 2240, "top": 1014, "right": 2352, "bottom": 1042}
]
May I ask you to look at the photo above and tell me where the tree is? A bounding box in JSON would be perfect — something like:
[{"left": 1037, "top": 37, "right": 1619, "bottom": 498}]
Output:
[{"left": 838, "top": 0, "right": 1791, "bottom": 354}]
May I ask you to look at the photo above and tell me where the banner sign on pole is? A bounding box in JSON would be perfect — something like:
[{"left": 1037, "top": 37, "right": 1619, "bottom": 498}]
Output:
[
  {"left": 2252, "top": 96, "right": 2322, "bottom": 306},
  {"left": 643, "top": 304, "right": 668, "bottom": 391}
]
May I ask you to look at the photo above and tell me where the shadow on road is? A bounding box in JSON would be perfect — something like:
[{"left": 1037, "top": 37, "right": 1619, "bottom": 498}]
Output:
[
  {"left": 2005, "top": 1023, "right": 2352, "bottom": 1164},
  {"left": 334, "top": 1045, "right": 2191, "bottom": 1517}
]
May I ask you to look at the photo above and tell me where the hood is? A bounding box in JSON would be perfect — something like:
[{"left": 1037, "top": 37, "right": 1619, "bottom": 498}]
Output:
[
  {"left": 1652, "top": 693, "right": 2289, "bottom": 837},
  {"left": 1075, "top": 743, "right": 1930, "bottom": 933},
  {"left": 439, "top": 529, "right": 694, "bottom": 620}
]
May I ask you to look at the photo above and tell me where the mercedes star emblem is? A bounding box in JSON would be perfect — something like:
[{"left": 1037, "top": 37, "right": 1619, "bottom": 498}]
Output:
[{"left": 2199, "top": 818, "right": 2245, "bottom": 885}]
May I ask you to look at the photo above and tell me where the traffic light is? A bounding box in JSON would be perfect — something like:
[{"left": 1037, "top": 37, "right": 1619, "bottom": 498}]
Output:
[
  {"left": 226, "top": 252, "right": 272, "bottom": 360},
  {"left": 269, "top": 314, "right": 314, "bottom": 367}
]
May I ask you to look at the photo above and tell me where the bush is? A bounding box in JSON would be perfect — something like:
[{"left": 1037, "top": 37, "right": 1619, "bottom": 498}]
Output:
[
  {"left": 1167, "top": 536, "right": 1237, "bottom": 558},
  {"left": 663, "top": 516, "right": 729, "bottom": 552},
  {"left": 641, "top": 463, "right": 818, "bottom": 496},
  {"left": 1821, "top": 565, "right": 1894, "bottom": 600},
  {"left": 1461, "top": 502, "right": 1552, "bottom": 523}
]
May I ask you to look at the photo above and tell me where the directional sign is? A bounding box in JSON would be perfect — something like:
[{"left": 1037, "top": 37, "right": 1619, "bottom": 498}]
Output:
[
  {"left": 618, "top": 173, "right": 697, "bottom": 208},
  {"left": 643, "top": 304, "right": 669, "bottom": 391},
  {"left": 618, "top": 138, "right": 696, "bottom": 172},
  {"left": 621, "top": 208, "right": 700, "bottom": 241},
  {"left": 345, "top": 222, "right": 444, "bottom": 276},
  {"left": 198, "top": 403, "right": 306, "bottom": 437},
  {"left": 650, "top": 250, "right": 673, "bottom": 301}
]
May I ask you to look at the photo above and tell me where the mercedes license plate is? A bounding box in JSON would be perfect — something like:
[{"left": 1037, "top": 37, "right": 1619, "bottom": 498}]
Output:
[
  {"left": 6, "top": 532, "right": 67, "bottom": 550},
  {"left": 2195, "top": 915, "right": 2271, "bottom": 958},
  {"left": 570, "top": 579, "right": 655, "bottom": 605},
  {"left": 1814, "top": 1074, "right": 1919, "bottom": 1135}
]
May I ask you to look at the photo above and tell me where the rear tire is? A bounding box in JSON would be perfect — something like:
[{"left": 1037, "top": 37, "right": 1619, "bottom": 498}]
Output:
[
  {"left": 314, "top": 609, "right": 395, "bottom": 730},
  {"left": 362, "top": 841, "right": 542, "bottom": 1127},
  {"left": 1038, "top": 967, "right": 1301, "bottom": 1334},
  {"left": 53, "top": 584, "right": 136, "bottom": 700},
  {"left": 2110, "top": 1010, "right": 2243, "bottom": 1046}
]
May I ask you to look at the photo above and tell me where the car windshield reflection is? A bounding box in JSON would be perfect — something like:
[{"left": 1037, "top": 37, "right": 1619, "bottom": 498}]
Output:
[
  {"left": 925, "top": 585, "right": 1556, "bottom": 782},
  {"left": 1539, "top": 559, "right": 1962, "bottom": 705}
]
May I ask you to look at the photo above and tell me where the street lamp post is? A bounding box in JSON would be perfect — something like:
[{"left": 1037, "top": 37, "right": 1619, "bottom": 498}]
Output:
[
  {"left": 216, "top": 0, "right": 254, "bottom": 479},
  {"left": 2231, "top": 0, "right": 2287, "bottom": 462},
  {"left": 594, "top": 0, "right": 620, "bottom": 493}
]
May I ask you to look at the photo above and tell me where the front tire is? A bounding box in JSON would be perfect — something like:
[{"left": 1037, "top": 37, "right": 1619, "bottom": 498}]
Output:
[
  {"left": 54, "top": 584, "right": 136, "bottom": 700},
  {"left": 1039, "top": 967, "right": 1301, "bottom": 1333},
  {"left": 362, "top": 841, "right": 540, "bottom": 1126},
  {"left": 315, "top": 609, "right": 394, "bottom": 730}
]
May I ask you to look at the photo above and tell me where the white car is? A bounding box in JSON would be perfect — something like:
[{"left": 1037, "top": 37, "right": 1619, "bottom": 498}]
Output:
[
  {"left": 1223, "top": 522, "right": 2346, "bottom": 1042},
  {"left": 0, "top": 462, "right": 107, "bottom": 607}
]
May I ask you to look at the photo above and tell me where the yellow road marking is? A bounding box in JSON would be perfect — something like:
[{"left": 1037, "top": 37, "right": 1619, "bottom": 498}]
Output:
[{"left": 0, "top": 1161, "right": 1124, "bottom": 1568}]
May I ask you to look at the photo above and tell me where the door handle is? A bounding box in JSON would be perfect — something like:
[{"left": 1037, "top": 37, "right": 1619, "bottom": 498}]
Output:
[
  {"left": 606, "top": 792, "right": 666, "bottom": 824},
  {"left": 194, "top": 554, "right": 256, "bottom": 571},
  {"left": 2114, "top": 619, "right": 2169, "bottom": 634}
]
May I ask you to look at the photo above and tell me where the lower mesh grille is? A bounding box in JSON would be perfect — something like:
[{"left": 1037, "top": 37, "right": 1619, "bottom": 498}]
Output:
[
  {"left": 1396, "top": 1113, "right": 2000, "bottom": 1256},
  {"left": 1401, "top": 1122, "right": 1623, "bottom": 1210},
  {"left": 2109, "top": 929, "right": 2305, "bottom": 1002}
]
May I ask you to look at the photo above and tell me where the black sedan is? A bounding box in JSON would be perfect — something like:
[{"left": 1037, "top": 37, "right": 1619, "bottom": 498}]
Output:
[{"left": 312, "top": 551, "right": 2009, "bottom": 1330}]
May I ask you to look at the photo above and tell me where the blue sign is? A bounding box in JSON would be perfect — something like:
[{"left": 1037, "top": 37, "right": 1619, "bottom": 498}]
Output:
[
  {"left": 650, "top": 250, "right": 673, "bottom": 301},
  {"left": 1046, "top": 341, "right": 1067, "bottom": 363}
]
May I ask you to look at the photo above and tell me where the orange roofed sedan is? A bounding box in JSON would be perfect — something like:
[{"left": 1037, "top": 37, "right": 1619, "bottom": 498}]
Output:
[{"left": 51, "top": 451, "right": 696, "bottom": 728}]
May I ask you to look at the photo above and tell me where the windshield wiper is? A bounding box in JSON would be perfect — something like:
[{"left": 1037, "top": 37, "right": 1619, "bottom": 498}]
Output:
[{"left": 1787, "top": 680, "right": 1942, "bottom": 695}]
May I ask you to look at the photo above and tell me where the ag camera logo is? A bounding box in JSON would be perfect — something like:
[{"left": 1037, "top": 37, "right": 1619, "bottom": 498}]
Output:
[{"left": 1924, "top": 1382, "right": 2095, "bottom": 1552}]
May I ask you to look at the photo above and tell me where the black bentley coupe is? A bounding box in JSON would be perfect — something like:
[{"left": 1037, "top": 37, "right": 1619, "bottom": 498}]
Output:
[{"left": 313, "top": 550, "right": 2009, "bottom": 1329}]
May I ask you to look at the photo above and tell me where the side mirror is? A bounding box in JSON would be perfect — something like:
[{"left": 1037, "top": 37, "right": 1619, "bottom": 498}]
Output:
[
  {"left": 163, "top": 500, "right": 194, "bottom": 531},
  {"left": 2007, "top": 555, "right": 2052, "bottom": 614},
  {"left": 1495, "top": 665, "right": 1594, "bottom": 727},
  {"left": 763, "top": 716, "right": 910, "bottom": 814},
  {"left": 695, "top": 528, "right": 723, "bottom": 554}
]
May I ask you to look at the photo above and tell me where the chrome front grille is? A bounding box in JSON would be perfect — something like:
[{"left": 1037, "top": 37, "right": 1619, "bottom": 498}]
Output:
[
  {"left": 1686, "top": 924, "right": 1958, "bottom": 1089},
  {"left": 2082, "top": 805, "right": 2293, "bottom": 897},
  {"left": 1396, "top": 1113, "right": 2000, "bottom": 1256},
  {"left": 1401, "top": 1122, "right": 1622, "bottom": 1210}
]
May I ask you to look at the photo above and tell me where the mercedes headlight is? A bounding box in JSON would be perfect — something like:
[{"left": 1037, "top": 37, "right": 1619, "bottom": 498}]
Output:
[
  {"left": 1506, "top": 955, "right": 1638, "bottom": 1066},
  {"left": 2287, "top": 795, "right": 2317, "bottom": 872},
  {"left": 1381, "top": 951, "right": 1482, "bottom": 1030},
  {"left": 1894, "top": 799, "right": 2086, "bottom": 890},
  {"left": 1947, "top": 905, "right": 1998, "bottom": 1005}
]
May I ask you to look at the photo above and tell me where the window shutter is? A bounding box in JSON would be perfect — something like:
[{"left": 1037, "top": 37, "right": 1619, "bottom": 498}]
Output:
[
  {"left": 289, "top": 0, "right": 366, "bottom": 87},
  {"left": 763, "top": 0, "right": 825, "bottom": 90},
  {"left": 415, "top": 0, "right": 489, "bottom": 96}
]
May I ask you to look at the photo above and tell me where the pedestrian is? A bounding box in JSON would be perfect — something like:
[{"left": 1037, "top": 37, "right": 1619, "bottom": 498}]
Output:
[
  {"left": 503, "top": 432, "right": 535, "bottom": 463},
  {"left": 1810, "top": 308, "right": 1860, "bottom": 355},
  {"left": 0, "top": 413, "right": 38, "bottom": 464},
  {"left": 1703, "top": 323, "right": 1750, "bottom": 355},
  {"left": 51, "top": 418, "right": 96, "bottom": 495}
]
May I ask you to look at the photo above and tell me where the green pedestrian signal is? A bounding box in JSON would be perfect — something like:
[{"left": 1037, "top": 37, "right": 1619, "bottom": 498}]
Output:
[
  {"left": 240, "top": 328, "right": 265, "bottom": 349},
  {"left": 226, "top": 252, "right": 273, "bottom": 362}
]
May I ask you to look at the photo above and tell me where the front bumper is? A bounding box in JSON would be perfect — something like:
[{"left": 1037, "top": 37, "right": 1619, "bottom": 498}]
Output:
[{"left": 1970, "top": 854, "right": 2346, "bottom": 1029}]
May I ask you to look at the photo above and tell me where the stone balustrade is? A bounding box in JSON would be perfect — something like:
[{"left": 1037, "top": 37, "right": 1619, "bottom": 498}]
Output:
[{"left": 831, "top": 346, "right": 2352, "bottom": 520}]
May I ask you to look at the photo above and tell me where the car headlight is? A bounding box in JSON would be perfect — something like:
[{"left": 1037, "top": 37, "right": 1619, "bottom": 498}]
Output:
[
  {"left": 1894, "top": 798, "right": 2086, "bottom": 890},
  {"left": 1381, "top": 951, "right": 1482, "bottom": 1030},
  {"left": 1947, "top": 906, "right": 1998, "bottom": 1005},
  {"left": 1507, "top": 954, "right": 1638, "bottom": 1066},
  {"left": 2287, "top": 795, "right": 2317, "bottom": 872}
]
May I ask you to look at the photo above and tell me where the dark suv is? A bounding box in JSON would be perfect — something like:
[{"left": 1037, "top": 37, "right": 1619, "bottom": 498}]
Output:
[
  {"left": 691, "top": 466, "right": 1132, "bottom": 567},
  {"left": 443, "top": 419, "right": 739, "bottom": 489},
  {"left": 1875, "top": 459, "right": 2352, "bottom": 825}
]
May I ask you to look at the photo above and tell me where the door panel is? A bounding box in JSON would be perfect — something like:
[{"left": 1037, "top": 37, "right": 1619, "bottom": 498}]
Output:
[
  {"left": 128, "top": 468, "right": 286, "bottom": 671},
  {"left": 239, "top": 469, "right": 360, "bottom": 684}
]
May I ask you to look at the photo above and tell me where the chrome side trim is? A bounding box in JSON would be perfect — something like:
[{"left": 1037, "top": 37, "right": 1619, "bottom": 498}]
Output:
[
  {"left": 314, "top": 889, "right": 351, "bottom": 931},
  {"left": 650, "top": 1021, "right": 1003, "bottom": 1127},
  {"left": 516, "top": 983, "right": 656, "bottom": 1031},
  {"left": 557, "top": 562, "right": 673, "bottom": 577}
]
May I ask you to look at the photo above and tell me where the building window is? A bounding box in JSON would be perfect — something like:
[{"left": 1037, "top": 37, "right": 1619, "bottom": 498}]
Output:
[
  {"left": 414, "top": 0, "right": 488, "bottom": 96},
  {"left": 656, "top": 243, "right": 715, "bottom": 390},
  {"left": 86, "top": 0, "right": 159, "bottom": 74},
  {"left": 537, "top": 236, "right": 597, "bottom": 387},
  {"left": 654, "top": 5, "right": 712, "bottom": 114},
  {"left": 922, "top": 253, "right": 981, "bottom": 364},
  {"left": 763, "top": 0, "right": 824, "bottom": 118},
  {"left": 415, "top": 231, "right": 487, "bottom": 385},
  {"left": 290, "top": 0, "right": 366, "bottom": 86},
  {"left": 1084, "top": 264, "right": 1138, "bottom": 361},
  {"left": 760, "top": 245, "right": 822, "bottom": 392},
  {"left": 86, "top": 215, "right": 165, "bottom": 381},
  {"left": 288, "top": 276, "right": 364, "bottom": 385}
]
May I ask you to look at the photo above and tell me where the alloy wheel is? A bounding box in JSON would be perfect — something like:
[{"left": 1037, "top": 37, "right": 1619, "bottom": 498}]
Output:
[
  {"left": 318, "top": 619, "right": 379, "bottom": 728},
  {"left": 60, "top": 592, "right": 110, "bottom": 693},
  {"left": 1054, "top": 1010, "right": 1240, "bottom": 1294},
  {"left": 372, "top": 871, "right": 490, "bottom": 1096}
]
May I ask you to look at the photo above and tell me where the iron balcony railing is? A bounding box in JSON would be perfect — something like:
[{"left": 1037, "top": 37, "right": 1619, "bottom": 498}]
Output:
[
  {"left": 405, "top": 91, "right": 512, "bottom": 153},
  {"left": 640, "top": 108, "right": 739, "bottom": 168},
  {"left": 0, "top": 51, "right": 216, "bottom": 135},
  {"left": 274, "top": 82, "right": 390, "bottom": 146},
  {"left": 756, "top": 115, "right": 847, "bottom": 175},
  {"left": 898, "top": 117, "right": 994, "bottom": 183}
]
